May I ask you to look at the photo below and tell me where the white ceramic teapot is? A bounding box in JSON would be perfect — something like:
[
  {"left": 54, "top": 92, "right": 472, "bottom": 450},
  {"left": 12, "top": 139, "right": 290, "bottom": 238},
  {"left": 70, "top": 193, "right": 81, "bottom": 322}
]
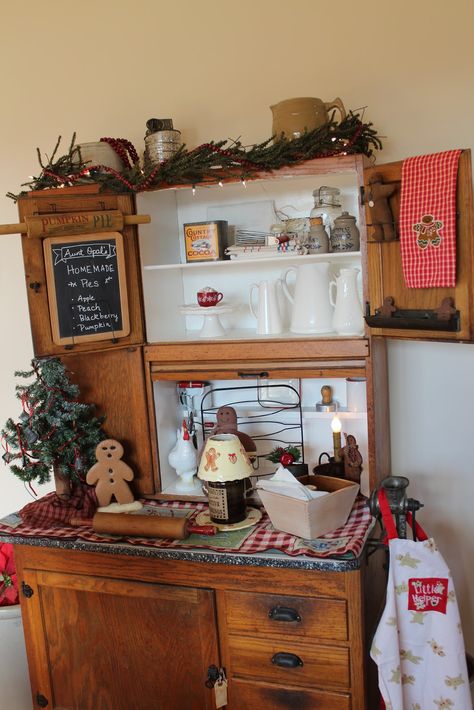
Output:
[
  {"left": 249, "top": 279, "right": 283, "bottom": 335},
  {"left": 282, "top": 262, "right": 333, "bottom": 334},
  {"left": 329, "top": 268, "right": 364, "bottom": 336}
]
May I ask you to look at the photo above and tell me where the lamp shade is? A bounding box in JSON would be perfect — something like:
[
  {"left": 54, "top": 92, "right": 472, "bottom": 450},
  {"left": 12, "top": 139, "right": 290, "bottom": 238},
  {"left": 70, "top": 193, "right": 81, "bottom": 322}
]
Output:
[{"left": 198, "top": 434, "right": 253, "bottom": 483}]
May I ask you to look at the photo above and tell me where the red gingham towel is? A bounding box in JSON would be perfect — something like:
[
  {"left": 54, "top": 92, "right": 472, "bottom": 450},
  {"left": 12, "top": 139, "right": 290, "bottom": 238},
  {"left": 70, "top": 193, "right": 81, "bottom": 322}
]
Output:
[
  {"left": 19, "top": 485, "right": 98, "bottom": 526},
  {"left": 399, "top": 149, "right": 461, "bottom": 288}
]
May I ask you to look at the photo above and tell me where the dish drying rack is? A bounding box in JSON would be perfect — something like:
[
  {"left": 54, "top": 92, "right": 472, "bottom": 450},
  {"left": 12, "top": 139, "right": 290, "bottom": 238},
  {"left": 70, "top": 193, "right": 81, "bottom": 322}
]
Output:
[{"left": 198, "top": 383, "right": 304, "bottom": 475}]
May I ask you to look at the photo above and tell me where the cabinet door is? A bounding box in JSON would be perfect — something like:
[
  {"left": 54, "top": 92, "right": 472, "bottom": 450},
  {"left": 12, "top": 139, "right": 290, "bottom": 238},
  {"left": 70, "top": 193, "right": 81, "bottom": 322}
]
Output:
[
  {"left": 364, "top": 149, "right": 474, "bottom": 341},
  {"left": 61, "top": 346, "right": 155, "bottom": 496},
  {"left": 18, "top": 187, "right": 146, "bottom": 357},
  {"left": 20, "top": 569, "right": 219, "bottom": 710}
]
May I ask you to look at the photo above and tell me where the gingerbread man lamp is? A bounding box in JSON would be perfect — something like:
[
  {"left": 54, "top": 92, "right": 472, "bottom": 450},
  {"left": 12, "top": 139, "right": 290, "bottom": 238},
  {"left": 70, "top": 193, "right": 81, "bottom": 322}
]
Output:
[{"left": 86, "top": 439, "right": 143, "bottom": 512}]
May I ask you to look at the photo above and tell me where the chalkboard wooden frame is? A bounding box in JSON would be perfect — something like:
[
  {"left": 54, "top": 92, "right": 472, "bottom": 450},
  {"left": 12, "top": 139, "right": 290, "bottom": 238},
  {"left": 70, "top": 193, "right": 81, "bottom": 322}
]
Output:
[{"left": 43, "top": 231, "right": 130, "bottom": 345}]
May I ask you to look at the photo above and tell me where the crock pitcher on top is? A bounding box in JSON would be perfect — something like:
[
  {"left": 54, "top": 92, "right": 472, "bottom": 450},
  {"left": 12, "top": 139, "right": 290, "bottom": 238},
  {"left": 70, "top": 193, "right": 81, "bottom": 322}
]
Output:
[{"left": 270, "top": 97, "right": 346, "bottom": 140}]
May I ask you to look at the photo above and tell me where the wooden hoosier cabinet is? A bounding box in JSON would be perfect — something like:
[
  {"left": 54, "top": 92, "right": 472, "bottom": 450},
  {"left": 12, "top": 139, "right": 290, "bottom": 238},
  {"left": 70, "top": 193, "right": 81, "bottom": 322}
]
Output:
[
  {"left": 11, "top": 151, "right": 473, "bottom": 709},
  {"left": 13, "top": 534, "right": 385, "bottom": 710}
]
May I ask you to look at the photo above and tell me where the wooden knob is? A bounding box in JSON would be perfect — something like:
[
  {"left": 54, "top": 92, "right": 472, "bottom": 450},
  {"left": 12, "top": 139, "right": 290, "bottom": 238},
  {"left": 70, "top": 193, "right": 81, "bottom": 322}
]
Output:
[{"left": 321, "top": 385, "right": 333, "bottom": 405}]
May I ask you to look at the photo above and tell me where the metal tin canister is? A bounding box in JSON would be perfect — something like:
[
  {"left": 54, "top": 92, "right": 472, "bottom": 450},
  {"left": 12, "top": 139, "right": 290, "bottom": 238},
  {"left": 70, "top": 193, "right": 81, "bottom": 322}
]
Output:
[
  {"left": 183, "top": 221, "right": 229, "bottom": 262},
  {"left": 145, "top": 130, "right": 181, "bottom": 166}
]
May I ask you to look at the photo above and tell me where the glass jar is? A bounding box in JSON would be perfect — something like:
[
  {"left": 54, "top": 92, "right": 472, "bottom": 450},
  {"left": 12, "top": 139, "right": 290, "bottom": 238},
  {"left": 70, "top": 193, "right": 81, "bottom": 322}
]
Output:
[{"left": 310, "top": 186, "right": 342, "bottom": 232}]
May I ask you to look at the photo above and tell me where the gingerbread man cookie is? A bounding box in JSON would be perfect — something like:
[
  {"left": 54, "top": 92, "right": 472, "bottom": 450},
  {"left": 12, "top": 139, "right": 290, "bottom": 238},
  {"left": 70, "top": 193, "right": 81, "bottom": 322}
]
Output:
[{"left": 86, "top": 439, "right": 135, "bottom": 507}]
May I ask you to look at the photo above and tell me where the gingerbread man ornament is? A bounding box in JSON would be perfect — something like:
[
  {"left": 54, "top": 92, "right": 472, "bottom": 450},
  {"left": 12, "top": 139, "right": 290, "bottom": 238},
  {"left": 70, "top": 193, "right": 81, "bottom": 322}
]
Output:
[
  {"left": 342, "top": 434, "right": 363, "bottom": 484},
  {"left": 204, "top": 447, "right": 220, "bottom": 472},
  {"left": 211, "top": 406, "right": 256, "bottom": 456},
  {"left": 87, "top": 439, "right": 137, "bottom": 508},
  {"left": 367, "top": 173, "right": 398, "bottom": 241}
]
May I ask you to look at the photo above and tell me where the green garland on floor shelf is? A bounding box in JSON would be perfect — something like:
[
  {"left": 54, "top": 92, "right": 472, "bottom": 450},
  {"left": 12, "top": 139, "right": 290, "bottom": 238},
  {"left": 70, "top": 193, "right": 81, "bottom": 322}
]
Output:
[{"left": 7, "top": 110, "right": 382, "bottom": 201}]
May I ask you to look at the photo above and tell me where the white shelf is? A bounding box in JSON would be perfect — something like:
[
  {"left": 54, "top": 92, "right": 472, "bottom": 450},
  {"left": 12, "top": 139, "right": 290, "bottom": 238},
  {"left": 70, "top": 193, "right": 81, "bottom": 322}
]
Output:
[
  {"left": 149, "top": 327, "right": 366, "bottom": 343},
  {"left": 301, "top": 408, "right": 367, "bottom": 419},
  {"left": 144, "top": 251, "right": 361, "bottom": 272}
]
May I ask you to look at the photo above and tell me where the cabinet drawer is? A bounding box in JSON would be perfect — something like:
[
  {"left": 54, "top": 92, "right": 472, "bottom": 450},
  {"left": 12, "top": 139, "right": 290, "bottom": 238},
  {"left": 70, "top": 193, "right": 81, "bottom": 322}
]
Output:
[
  {"left": 224, "top": 590, "right": 348, "bottom": 641},
  {"left": 229, "top": 678, "right": 350, "bottom": 710},
  {"left": 227, "top": 635, "right": 350, "bottom": 689}
]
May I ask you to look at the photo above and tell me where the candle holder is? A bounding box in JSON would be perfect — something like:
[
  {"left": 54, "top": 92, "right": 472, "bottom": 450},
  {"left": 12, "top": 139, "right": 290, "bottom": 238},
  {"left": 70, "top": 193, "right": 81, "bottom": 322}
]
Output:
[{"left": 312, "top": 452, "right": 345, "bottom": 478}]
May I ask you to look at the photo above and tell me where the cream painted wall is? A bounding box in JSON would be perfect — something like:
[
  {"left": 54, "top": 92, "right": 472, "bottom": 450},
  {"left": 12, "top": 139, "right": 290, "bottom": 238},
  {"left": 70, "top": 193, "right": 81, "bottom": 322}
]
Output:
[{"left": 0, "top": 0, "right": 472, "bottom": 649}]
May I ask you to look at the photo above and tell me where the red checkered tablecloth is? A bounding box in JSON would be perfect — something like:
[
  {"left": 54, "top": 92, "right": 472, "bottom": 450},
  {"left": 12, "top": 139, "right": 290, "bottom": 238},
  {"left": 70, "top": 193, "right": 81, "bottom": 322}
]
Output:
[{"left": 0, "top": 495, "right": 373, "bottom": 559}]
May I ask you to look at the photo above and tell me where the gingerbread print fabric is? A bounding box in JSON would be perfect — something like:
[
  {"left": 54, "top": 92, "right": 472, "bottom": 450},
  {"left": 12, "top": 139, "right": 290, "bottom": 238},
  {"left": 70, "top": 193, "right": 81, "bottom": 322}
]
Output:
[
  {"left": 399, "top": 150, "right": 462, "bottom": 288},
  {"left": 370, "top": 494, "right": 471, "bottom": 709}
]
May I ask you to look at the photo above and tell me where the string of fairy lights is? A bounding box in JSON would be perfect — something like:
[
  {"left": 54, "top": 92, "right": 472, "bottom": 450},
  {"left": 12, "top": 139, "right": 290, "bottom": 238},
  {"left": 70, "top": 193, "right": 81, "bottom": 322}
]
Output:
[{"left": 7, "top": 110, "right": 381, "bottom": 201}]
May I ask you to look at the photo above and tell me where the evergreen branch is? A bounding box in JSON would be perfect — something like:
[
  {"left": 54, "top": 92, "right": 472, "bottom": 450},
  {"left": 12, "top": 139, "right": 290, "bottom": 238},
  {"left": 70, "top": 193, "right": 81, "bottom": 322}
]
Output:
[{"left": 8, "top": 109, "right": 382, "bottom": 200}]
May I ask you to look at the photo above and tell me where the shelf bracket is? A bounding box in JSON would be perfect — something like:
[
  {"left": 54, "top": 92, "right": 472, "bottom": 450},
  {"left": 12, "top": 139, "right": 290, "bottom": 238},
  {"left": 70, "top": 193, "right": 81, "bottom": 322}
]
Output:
[{"left": 365, "top": 297, "right": 460, "bottom": 332}]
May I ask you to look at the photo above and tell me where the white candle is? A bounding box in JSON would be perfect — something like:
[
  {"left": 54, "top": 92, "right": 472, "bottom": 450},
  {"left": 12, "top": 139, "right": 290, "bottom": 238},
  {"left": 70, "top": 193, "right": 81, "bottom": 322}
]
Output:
[{"left": 331, "top": 415, "right": 342, "bottom": 462}]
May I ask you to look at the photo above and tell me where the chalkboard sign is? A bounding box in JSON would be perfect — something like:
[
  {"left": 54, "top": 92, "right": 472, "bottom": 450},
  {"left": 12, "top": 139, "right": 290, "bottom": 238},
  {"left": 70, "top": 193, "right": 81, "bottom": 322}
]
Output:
[{"left": 43, "top": 232, "right": 130, "bottom": 345}]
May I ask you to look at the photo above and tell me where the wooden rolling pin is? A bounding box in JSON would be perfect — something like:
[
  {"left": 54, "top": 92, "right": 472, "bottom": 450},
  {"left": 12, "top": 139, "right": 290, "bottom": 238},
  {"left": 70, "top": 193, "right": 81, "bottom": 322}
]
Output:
[
  {"left": 70, "top": 511, "right": 216, "bottom": 540},
  {"left": 0, "top": 210, "right": 151, "bottom": 239}
]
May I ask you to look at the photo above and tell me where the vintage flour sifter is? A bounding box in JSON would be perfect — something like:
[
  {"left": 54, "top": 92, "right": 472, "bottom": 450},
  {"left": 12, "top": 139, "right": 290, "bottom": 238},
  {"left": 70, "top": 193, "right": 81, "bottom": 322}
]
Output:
[{"left": 369, "top": 476, "right": 472, "bottom": 709}]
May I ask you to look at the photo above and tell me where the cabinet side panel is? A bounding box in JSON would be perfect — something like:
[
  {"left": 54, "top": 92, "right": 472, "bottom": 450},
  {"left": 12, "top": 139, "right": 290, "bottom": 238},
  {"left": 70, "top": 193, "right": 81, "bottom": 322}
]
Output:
[
  {"left": 61, "top": 346, "right": 154, "bottom": 495},
  {"left": 366, "top": 335, "right": 391, "bottom": 489}
]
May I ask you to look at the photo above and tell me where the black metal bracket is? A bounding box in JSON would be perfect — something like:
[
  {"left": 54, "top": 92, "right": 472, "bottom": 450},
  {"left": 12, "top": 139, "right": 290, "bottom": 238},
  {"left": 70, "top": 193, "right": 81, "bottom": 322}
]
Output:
[{"left": 365, "top": 297, "right": 460, "bottom": 332}]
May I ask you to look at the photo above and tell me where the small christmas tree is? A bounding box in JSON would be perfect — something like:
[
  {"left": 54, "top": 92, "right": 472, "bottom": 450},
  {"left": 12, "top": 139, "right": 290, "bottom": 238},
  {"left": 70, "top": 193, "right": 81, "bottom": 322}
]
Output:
[{"left": 1, "top": 357, "right": 104, "bottom": 491}]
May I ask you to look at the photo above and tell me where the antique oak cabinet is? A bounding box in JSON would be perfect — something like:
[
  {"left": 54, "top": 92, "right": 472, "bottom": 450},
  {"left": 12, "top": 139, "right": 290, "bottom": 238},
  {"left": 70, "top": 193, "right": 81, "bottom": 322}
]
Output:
[{"left": 13, "top": 151, "right": 473, "bottom": 709}]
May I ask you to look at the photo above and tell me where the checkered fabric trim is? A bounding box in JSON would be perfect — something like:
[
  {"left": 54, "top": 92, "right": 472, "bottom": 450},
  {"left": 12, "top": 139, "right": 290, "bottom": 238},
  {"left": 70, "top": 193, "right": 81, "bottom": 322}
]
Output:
[
  {"left": 399, "top": 150, "right": 461, "bottom": 288},
  {"left": 0, "top": 496, "right": 372, "bottom": 559}
]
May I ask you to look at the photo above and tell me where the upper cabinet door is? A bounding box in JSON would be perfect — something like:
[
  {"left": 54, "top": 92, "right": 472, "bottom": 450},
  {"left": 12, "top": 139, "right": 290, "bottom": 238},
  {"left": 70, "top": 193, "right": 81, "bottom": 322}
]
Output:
[
  {"left": 18, "top": 186, "right": 146, "bottom": 357},
  {"left": 363, "top": 150, "right": 474, "bottom": 341}
]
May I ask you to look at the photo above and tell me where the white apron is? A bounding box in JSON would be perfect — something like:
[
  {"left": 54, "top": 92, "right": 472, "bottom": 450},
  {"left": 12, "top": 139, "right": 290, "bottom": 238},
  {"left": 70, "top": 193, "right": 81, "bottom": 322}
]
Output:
[{"left": 371, "top": 489, "right": 472, "bottom": 710}]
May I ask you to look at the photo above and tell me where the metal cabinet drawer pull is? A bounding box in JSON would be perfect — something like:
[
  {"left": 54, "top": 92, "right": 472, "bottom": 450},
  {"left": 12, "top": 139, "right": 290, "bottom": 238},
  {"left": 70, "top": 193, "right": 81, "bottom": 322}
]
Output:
[
  {"left": 268, "top": 605, "right": 301, "bottom": 623},
  {"left": 271, "top": 652, "right": 304, "bottom": 668}
]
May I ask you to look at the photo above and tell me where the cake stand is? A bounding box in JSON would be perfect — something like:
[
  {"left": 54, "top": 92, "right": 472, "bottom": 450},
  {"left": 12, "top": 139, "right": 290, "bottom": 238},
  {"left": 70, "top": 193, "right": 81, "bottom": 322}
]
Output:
[{"left": 180, "top": 304, "right": 238, "bottom": 338}]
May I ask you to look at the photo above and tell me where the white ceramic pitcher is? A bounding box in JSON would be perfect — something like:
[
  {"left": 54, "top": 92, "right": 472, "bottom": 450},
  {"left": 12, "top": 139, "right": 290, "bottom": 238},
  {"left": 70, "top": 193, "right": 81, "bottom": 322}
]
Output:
[
  {"left": 249, "top": 279, "right": 283, "bottom": 335},
  {"left": 282, "top": 262, "right": 333, "bottom": 334},
  {"left": 329, "top": 268, "right": 364, "bottom": 336}
]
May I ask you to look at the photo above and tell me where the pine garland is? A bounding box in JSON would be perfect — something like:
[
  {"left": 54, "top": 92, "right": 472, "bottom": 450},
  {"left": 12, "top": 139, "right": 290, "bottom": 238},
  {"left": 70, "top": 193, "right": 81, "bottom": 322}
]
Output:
[
  {"left": 0, "top": 358, "right": 104, "bottom": 486},
  {"left": 7, "top": 110, "right": 382, "bottom": 201}
]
